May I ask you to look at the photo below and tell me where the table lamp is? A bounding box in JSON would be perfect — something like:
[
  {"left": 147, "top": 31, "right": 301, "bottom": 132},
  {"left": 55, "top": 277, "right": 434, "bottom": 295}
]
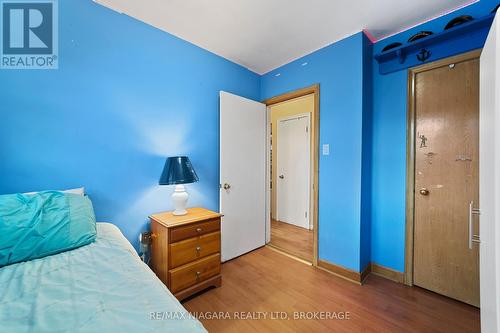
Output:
[{"left": 159, "top": 156, "right": 199, "bottom": 216}]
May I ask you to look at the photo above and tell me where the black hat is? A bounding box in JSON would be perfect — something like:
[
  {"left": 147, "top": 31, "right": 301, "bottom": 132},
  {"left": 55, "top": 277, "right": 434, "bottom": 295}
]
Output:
[
  {"left": 381, "top": 42, "right": 402, "bottom": 52},
  {"left": 408, "top": 31, "right": 433, "bottom": 43},
  {"left": 444, "top": 15, "right": 474, "bottom": 30}
]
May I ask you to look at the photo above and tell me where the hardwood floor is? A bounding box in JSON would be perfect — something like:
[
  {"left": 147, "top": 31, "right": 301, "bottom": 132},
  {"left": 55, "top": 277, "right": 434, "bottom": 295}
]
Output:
[
  {"left": 183, "top": 247, "right": 480, "bottom": 333},
  {"left": 269, "top": 219, "right": 313, "bottom": 262}
]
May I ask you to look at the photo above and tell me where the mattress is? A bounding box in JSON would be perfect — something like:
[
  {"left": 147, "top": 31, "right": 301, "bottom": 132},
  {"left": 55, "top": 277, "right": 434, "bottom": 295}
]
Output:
[{"left": 0, "top": 223, "right": 207, "bottom": 333}]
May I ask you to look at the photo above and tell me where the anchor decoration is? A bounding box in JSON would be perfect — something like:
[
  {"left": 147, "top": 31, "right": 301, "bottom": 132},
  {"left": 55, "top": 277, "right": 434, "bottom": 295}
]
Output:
[{"left": 416, "top": 48, "right": 431, "bottom": 62}]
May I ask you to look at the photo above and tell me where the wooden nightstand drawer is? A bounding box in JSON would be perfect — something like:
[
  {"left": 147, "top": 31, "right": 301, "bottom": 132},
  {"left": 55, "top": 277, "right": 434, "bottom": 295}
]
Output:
[
  {"left": 169, "top": 231, "right": 221, "bottom": 268},
  {"left": 168, "top": 253, "right": 221, "bottom": 293},
  {"left": 169, "top": 218, "right": 220, "bottom": 243},
  {"left": 150, "top": 208, "right": 222, "bottom": 300}
]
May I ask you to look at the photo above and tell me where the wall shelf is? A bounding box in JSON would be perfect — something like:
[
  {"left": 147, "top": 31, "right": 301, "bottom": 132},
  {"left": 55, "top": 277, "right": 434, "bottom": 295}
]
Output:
[{"left": 374, "top": 13, "right": 495, "bottom": 74}]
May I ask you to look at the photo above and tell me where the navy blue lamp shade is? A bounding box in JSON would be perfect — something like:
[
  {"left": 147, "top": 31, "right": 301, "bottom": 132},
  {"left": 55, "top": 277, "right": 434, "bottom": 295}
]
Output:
[{"left": 159, "top": 156, "right": 199, "bottom": 185}]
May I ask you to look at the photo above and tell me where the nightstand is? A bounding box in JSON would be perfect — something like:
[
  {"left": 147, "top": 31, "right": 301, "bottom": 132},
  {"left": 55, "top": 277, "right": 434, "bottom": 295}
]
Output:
[{"left": 150, "top": 207, "right": 222, "bottom": 300}]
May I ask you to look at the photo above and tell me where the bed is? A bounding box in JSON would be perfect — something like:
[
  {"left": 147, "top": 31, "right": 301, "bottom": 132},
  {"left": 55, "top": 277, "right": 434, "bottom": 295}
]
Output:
[{"left": 0, "top": 222, "right": 207, "bottom": 333}]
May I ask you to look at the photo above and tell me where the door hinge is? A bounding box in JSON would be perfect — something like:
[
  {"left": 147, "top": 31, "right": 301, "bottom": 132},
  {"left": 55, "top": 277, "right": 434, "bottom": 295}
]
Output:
[
  {"left": 306, "top": 126, "right": 309, "bottom": 133},
  {"left": 305, "top": 211, "right": 308, "bottom": 218}
]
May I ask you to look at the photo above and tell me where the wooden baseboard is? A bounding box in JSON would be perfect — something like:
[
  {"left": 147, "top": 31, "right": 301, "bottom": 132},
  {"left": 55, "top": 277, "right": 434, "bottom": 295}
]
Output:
[
  {"left": 318, "top": 259, "right": 371, "bottom": 285},
  {"left": 361, "top": 263, "right": 371, "bottom": 283},
  {"left": 316, "top": 259, "right": 404, "bottom": 285},
  {"left": 370, "top": 263, "right": 404, "bottom": 284}
]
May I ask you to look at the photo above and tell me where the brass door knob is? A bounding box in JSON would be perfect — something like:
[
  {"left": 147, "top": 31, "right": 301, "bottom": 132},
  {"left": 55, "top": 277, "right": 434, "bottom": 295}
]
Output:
[{"left": 419, "top": 188, "right": 430, "bottom": 196}]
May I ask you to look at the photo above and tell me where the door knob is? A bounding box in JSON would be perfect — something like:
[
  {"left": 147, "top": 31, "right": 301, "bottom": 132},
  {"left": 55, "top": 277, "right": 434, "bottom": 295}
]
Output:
[
  {"left": 279, "top": 175, "right": 284, "bottom": 179},
  {"left": 223, "top": 183, "right": 231, "bottom": 190},
  {"left": 419, "top": 188, "right": 430, "bottom": 196}
]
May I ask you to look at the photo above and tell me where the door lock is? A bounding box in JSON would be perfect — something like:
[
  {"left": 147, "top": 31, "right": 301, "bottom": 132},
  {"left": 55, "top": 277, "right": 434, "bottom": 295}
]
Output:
[
  {"left": 223, "top": 183, "right": 231, "bottom": 190},
  {"left": 419, "top": 188, "right": 430, "bottom": 196},
  {"left": 279, "top": 175, "right": 284, "bottom": 179}
]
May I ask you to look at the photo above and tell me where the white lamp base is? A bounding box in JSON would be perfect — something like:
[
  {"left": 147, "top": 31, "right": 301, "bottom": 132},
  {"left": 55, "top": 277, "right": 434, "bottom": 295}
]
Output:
[{"left": 172, "top": 184, "right": 189, "bottom": 216}]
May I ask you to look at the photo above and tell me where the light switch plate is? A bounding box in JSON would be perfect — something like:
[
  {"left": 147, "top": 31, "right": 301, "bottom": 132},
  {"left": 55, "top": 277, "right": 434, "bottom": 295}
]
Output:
[{"left": 322, "top": 144, "right": 330, "bottom": 155}]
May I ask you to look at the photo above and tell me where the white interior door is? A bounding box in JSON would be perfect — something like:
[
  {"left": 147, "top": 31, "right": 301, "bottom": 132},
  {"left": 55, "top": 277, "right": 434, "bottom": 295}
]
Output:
[
  {"left": 220, "top": 91, "right": 267, "bottom": 262},
  {"left": 479, "top": 14, "right": 500, "bottom": 333},
  {"left": 276, "top": 114, "right": 310, "bottom": 229}
]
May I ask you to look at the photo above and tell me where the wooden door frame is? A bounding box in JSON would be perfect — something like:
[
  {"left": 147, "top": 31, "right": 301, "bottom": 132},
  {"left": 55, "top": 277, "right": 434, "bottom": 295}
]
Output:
[
  {"left": 263, "top": 84, "right": 320, "bottom": 266},
  {"left": 404, "top": 49, "right": 482, "bottom": 285}
]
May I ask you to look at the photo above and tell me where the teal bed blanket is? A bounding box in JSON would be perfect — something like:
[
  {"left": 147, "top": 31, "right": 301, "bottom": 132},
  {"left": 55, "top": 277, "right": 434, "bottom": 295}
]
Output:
[
  {"left": 0, "top": 191, "right": 97, "bottom": 267},
  {"left": 0, "top": 223, "right": 207, "bottom": 333}
]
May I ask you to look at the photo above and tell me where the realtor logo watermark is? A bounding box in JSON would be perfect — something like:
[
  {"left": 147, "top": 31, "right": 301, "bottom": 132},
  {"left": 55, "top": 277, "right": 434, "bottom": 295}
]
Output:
[{"left": 1, "top": 0, "right": 58, "bottom": 69}]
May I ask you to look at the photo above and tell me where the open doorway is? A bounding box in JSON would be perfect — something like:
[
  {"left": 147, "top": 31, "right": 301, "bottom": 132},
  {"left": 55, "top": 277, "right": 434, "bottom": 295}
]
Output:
[{"left": 264, "top": 85, "right": 319, "bottom": 264}]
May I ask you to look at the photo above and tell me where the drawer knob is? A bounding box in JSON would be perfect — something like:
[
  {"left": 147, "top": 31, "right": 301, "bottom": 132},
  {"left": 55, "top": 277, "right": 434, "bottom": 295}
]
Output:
[
  {"left": 196, "top": 246, "right": 202, "bottom": 252},
  {"left": 196, "top": 228, "right": 202, "bottom": 233},
  {"left": 196, "top": 271, "right": 201, "bottom": 278}
]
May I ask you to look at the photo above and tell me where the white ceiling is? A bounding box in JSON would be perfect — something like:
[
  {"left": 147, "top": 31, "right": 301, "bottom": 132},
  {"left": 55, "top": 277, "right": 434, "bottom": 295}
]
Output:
[{"left": 94, "top": 0, "right": 475, "bottom": 74}]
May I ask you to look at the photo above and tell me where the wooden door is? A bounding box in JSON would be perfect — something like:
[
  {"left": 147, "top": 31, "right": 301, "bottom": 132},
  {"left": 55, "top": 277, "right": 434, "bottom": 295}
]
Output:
[
  {"left": 413, "top": 58, "right": 480, "bottom": 307},
  {"left": 276, "top": 114, "right": 311, "bottom": 229}
]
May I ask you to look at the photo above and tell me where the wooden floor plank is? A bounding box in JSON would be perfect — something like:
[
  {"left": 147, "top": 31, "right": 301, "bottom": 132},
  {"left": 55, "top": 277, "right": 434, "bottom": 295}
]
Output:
[
  {"left": 183, "top": 247, "right": 480, "bottom": 333},
  {"left": 269, "top": 219, "right": 313, "bottom": 262}
]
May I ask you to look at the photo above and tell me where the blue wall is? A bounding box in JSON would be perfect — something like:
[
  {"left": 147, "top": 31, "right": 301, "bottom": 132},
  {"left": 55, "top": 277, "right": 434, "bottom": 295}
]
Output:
[
  {"left": 370, "top": 0, "right": 498, "bottom": 271},
  {"left": 0, "top": 0, "right": 260, "bottom": 249},
  {"left": 360, "top": 34, "right": 373, "bottom": 271},
  {"left": 370, "top": 69, "right": 407, "bottom": 271},
  {"left": 261, "top": 33, "right": 370, "bottom": 272}
]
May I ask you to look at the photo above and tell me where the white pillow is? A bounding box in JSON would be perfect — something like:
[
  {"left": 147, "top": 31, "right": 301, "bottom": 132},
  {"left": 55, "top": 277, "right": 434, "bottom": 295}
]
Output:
[{"left": 24, "top": 187, "right": 85, "bottom": 196}]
